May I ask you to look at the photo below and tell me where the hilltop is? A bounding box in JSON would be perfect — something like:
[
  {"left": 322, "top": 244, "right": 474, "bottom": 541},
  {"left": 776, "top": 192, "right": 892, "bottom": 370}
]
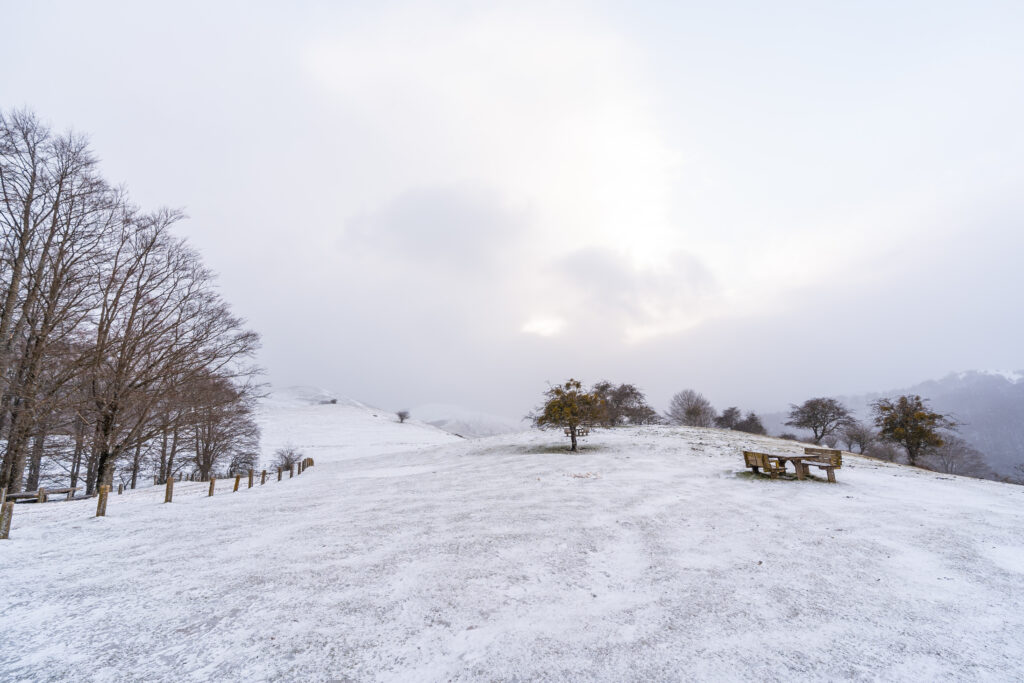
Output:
[{"left": 1, "top": 394, "right": 1023, "bottom": 681}]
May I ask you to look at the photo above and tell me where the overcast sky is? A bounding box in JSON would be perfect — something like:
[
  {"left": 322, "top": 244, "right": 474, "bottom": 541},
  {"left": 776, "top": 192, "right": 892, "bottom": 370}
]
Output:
[{"left": 3, "top": 1, "right": 1022, "bottom": 418}]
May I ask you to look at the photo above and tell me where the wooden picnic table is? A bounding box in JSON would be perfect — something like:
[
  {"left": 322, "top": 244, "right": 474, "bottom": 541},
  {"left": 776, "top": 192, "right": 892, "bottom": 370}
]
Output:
[{"left": 743, "top": 448, "right": 842, "bottom": 483}]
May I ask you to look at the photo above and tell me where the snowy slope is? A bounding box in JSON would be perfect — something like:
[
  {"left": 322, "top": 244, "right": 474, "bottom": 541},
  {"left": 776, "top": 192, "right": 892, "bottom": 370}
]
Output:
[
  {"left": 2, "top": 408, "right": 1024, "bottom": 681},
  {"left": 258, "top": 386, "right": 462, "bottom": 464}
]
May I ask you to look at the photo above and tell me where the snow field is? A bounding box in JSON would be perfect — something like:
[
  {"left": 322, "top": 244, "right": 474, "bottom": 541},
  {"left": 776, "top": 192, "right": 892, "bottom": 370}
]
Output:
[{"left": 1, "top": 398, "right": 1023, "bottom": 681}]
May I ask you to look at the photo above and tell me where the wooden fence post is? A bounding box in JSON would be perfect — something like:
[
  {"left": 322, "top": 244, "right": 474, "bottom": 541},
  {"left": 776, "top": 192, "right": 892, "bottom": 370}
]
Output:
[
  {"left": 0, "top": 486, "right": 6, "bottom": 505},
  {"left": 289, "top": 464, "right": 294, "bottom": 478},
  {"left": 261, "top": 470, "right": 266, "bottom": 485},
  {"left": 233, "top": 475, "right": 241, "bottom": 492},
  {"left": 96, "top": 485, "right": 110, "bottom": 517},
  {"left": 277, "top": 467, "right": 282, "bottom": 481},
  {"left": 248, "top": 470, "right": 254, "bottom": 489},
  {"left": 0, "top": 502, "right": 13, "bottom": 539},
  {"left": 37, "top": 487, "right": 47, "bottom": 504},
  {"left": 117, "top": 483, "right": 124, "bottom": 495},
  {"left": 208, "top": 478, "right": 216, "bottom": 496},
  {"left": 164, "top": 477, "right": 174, "bottom": 503},
  {"left": 154, "top": 475, "right": 158, "bottom": 486}
]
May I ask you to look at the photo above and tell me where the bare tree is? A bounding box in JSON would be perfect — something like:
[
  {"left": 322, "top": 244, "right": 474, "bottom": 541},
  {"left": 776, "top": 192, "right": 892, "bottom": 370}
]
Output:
[
  {"left": 864, "top": 440, "right": 903, "bottom": 462},
  {"left": 396, "top": 410, "right": 410, "bottom": 423},
  {"left": 0, "top": 109, "right": 261, "bottom": 495},
  {"left": 785, "top": 397, "right": 852, "bottom": 444},
  {"left": 189, "top": 372, "right": 260, "bottom": 480},
  {"left": 665, "top": 389, "right": 716, "bottom": 427},
  {"left": 0, "top": 110, "right": 113, "bottom": 491},
  {"left": 840, "top": 420, "right": 876, "bottom": 454},
  {"left": 272, "top": 446, "right": 302, "bottom": 470},
  {"left": 82, "top": 214, "right": 261, "bottom": 493},
  {"left": 920, "top": 435, "right": 992, "bottom": 478}
]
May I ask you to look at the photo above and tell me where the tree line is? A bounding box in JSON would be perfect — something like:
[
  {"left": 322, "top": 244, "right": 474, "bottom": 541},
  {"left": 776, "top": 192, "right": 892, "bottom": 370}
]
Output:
[
  {"left": 0, "top": 109, "right": 261, "bottom": 496},
  {"left": 531, "top": 381, "right": 769, "bottom": 451},
  {"left": 532, "top": 379, "right": 994, "bottom": 479}
]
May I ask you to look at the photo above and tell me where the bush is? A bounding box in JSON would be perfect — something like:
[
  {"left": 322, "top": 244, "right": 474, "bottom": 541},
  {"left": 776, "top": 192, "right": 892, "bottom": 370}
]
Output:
[{"left": 272, "top": 447, "right": 303, "bottom": 470}]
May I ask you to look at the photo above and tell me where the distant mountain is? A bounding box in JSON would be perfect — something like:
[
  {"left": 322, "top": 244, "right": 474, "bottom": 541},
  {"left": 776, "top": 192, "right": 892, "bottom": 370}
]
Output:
[
  {"left": 763, "top": 371, "right": 1024, "bottom": 476},
  {"left": 411, "top": 403, "right": 530, "bottom": 438}
]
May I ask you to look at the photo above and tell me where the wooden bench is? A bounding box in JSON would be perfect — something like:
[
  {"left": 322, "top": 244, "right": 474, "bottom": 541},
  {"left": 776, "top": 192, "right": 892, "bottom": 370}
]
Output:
[
  {"left": 799, "top": 448, "right": 842, "bottom": 483},
  {"left": 564, "top": 427, "right": 590, "bottom": 437},
  {"left": 743, "top": 451, "right": 788, "bottom": 479},
  {"left": 742, "top": 449, "right": 842, "bottom": 483},
  {"left": 5, "top": 486, "right": 79, "bottom": 503}
]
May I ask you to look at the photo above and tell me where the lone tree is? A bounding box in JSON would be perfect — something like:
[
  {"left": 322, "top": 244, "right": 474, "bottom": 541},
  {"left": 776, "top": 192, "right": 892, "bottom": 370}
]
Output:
[
  {"left": 665, "top": 390, "right": 716, "bottom": 427},
  {"left": 396, "top": 410, "right": 410, "bottom": 423},
  {"left": 871, "top": 395, "right": 957, "bottom": 466},
  {"left": 532, "top": 379, "right": 605, "bottom": 452},
  {"left": 785, "top": 397, "right": 852, "bottom": 444}
]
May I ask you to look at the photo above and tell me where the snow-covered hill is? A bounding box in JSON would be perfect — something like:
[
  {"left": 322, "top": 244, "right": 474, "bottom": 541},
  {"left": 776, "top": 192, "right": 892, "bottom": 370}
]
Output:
[
  {"left": 258, "top": 386, "right": 462, "bottom": 464},
  {"left": 2, "top": 398, "right": 1023, "bottom": 681}
]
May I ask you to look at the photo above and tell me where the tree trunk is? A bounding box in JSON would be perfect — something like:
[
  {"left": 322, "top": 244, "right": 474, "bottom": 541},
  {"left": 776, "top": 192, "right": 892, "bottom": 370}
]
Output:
[
  {"left": 70, "top": 415, "right": 86, "bottom": 488},
  {"left": 2, "top": 401, "right": 32, "bottom": 493},
  {"left": 130, "top": 442, "right": 142, "bottom": 490},
  {"left": 570, "top": 427, "right": 578, "bottom": 452},
  {"left": 25, "top": 432, "right": 46, "bottom": 492}
]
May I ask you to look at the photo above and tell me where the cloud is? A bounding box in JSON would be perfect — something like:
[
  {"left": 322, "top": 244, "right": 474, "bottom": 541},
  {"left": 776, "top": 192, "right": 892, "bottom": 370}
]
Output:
[
  {"left": 343, "top": 186, "right": 527, "bottom": 272},
  {"left": 552, "top": 247, "right": 719, "bottom": 341}
]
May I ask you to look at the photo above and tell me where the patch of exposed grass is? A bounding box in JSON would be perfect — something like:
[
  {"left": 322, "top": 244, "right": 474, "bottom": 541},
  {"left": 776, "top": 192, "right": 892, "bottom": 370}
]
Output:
[{"left": 518, "top": 443, "right": 608, "bottom": 455}]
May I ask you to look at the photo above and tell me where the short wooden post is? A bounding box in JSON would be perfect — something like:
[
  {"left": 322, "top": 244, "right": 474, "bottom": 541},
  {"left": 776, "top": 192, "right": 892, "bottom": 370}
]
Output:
[
  {"left": 289, "top": 464, "right": 294, "bottom": 478},
  {"left": 0, "top": 502, "right": 13, "bottom": 539},
  {"left": 37, "top": 487, "right": 47, "bottom": 503},
  {"left": 260, "top": 470, "right": 267, "bottom": 485},
  {"left": 154, "top": 475, "right": 158, "bottom": 486},
  {"left": 164, "top": 477, "right": 174, "bottom": 503},
  {"left": 1, "top": 485, "right": 7, "bottom": 505},
  {"left": 96, "top": 485, "right": 110, "bottom": 517},
  {"left": 277, "top": 467, "right": 282, "bottom": 481},
  {"left": 117, "top": 483, "right": 124, "bottom": 495},
  {"left": 208, "top": 478, "right": 216, "bottom": 496},
  {"left": 248, "top": 470, "right": 254, "bottom": 489},
  {"left": 233, "top": 475, "right": 241, "bottom": 492}
]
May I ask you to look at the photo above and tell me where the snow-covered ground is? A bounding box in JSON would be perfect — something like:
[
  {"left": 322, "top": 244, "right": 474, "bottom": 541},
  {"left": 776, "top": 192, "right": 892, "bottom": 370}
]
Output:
[{"left": 2, "top": 396, "right": 1024, "bottom": 681}]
